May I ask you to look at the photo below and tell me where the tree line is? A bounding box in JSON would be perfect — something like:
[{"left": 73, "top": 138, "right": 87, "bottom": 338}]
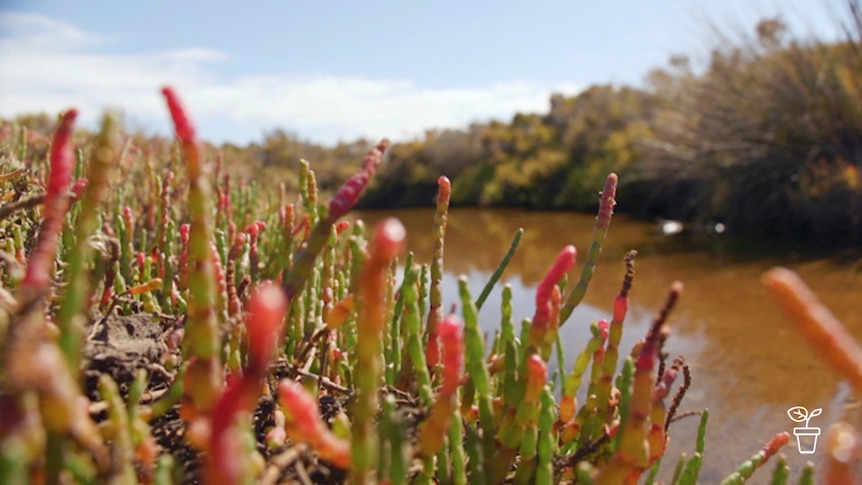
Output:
[{"left": 5, "top": 14, "right": 862, "bottom": 247}]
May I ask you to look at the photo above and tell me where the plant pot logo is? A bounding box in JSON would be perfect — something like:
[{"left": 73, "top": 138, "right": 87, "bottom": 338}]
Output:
[{"left": 786, "top": 406, "right": 822, "bottom": 454}]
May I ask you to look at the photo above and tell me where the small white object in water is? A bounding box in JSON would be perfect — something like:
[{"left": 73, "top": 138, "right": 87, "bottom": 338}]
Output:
[{"left": 660, "top": 220, "right": 684, "bottom": 236}]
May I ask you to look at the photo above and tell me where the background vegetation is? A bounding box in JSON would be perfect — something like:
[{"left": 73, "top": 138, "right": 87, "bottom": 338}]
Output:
[{"left": 4, "top": 8, "right": 862, "bottom": 250}]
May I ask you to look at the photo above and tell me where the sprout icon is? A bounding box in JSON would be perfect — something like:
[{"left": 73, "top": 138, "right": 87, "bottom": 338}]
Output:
[{"left": 786, "top": 406, "right": 822, "bottom": 454}]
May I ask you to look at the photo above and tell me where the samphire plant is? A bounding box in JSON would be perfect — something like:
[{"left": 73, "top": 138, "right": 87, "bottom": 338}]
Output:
[{"left": 0, "top": 88, "right": 858, "bottom": 484}]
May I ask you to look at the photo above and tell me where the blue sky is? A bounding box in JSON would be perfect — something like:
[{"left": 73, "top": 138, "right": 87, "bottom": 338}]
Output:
[{"left": 0, "top": 0, "right": 848, "bottom": 145}]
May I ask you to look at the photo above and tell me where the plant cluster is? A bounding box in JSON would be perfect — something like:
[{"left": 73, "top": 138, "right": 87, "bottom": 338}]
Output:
[{"left": 0, "top": 88, "right": 858, "bottom": 484}]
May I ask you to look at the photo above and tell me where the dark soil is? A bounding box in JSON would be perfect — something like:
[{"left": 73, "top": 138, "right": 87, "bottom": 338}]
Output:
[
  {"left": 78, "top": 311, "right": 421, "bottom": 484},
  {"left": 83, "top": 312, "right": 173, "bottom": 400}
]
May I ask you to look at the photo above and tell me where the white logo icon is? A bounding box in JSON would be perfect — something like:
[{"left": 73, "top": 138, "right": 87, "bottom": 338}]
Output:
[{"left": 786, "top": 406, "right": 822, "bottom": 454}]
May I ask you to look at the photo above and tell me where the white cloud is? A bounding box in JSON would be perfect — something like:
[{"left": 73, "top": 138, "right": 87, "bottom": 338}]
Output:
[
  {"left": 0, "top": 12, "right": 103, "bottom": 50},
  {"left": 0, "top": 13, "right": 580, "bottom": 145}
]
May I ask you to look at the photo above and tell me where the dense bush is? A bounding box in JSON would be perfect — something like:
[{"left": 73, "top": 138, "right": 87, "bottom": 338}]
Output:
[
  {"left": 356, "top": 4, "right": 862, "bottom": 248},
  {"left": 636, "top": 15, "right": 862, "bottom": 244}
]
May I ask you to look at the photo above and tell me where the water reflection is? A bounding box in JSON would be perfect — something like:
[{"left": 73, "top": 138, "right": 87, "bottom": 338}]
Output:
[{"left": 355, "top": 208, "right": 862, "bottom": 480}]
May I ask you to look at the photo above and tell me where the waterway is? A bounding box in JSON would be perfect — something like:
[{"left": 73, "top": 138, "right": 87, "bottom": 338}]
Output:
[{"left": 355, "top": 208, "right": 861, "bottom": 483}]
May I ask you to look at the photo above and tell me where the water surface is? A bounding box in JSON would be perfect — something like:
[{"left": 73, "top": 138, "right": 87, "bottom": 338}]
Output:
[{"left": 356, "top": 208, "right": 862, "bottom": 483}]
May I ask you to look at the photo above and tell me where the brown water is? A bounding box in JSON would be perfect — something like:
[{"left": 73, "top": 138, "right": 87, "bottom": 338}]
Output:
[{"left": 355, "top": 208, "right": 862, "bottom": 483}]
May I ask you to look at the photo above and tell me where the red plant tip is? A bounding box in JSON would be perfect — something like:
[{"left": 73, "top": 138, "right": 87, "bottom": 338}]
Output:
[
  {"left": 613, "top": 294, "right": 628, "bottom": 322},
  {"left": 265, "top": 426, "right": 287, "bottom": 447},
  {"left": 328, "top": 140, "right": 389, "bottom": 220},
  {"left": 636, "top": 346, "right": 657, "bottom": 373},
  {"left": 335, "top": 220, "right": 351, "bottom": 235},
  {"left": 559, "top": 395, "right": 577, "bottom": 423},
  {"left": 371, "top": 218, "right": 406, "bottom": 261},
  {"left": 277, "top": 379, "right": 320, "bottom": 437},
  {"left": 762, "top": 432, "right": 791, "bottom": 459},
  {"left": 527, "top": 354, "right": 547, "bottom": 379},
  {"left": 597, "top": 319, "right": 610, "bottom": 340},
  {"left": 122, "top": 205, "right": 133, "bottom": 220},
  {"left": 246, "top": 283, "right": 287, "bottom": 365},
  {"left": 45, "top": 109, "right": 78, "bottom": 199},
  {"left": 597, "top": 173, "right": 618, "bottom": 230},
  {"left": 525, "top": 354, "right": 547, "bottom": 401},
  {"left": 533, "top": 245, "right": 577, "bottom": 326},
  {"left": 179, "top": 223, "right": 190, "bottom": 243},
  {"left": 161, "top": 87, "right": 196, "bottom": 143},
  {"left": 71, "top": 177, "right": 88, "bottom": 198},
  {"left": 246, "top": 221, "right": 265, "bottom": 239},
  {"left": 438, "top": 314, "right": 465, "bottom": 396},
  {"left": 362, "top": 139, "right": 389, "bottom": 171},
  {"left": 656, "top": 360, "right": 680, "bottom": 395},
  {"left": 437, "top": 176, "right": 452, "bottom": 202},
  {"left": 426, "top": 335, "right": 440, "bottom": 369},
  {"left": 276, "top": 379, "right": 351, "bottom": 469},
  {"left": 21, "top": 109, "right": 78, "bottom": 291},
  {"left": 229, "top": 233, "right": 247, "bottom": 260}
]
